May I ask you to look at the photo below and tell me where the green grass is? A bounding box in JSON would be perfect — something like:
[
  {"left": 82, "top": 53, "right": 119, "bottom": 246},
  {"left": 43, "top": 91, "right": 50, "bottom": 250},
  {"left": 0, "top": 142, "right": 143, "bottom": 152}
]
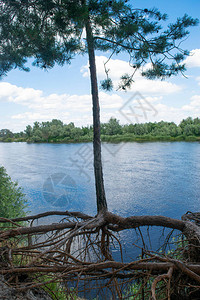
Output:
[{"left": 41, "top": 278, "right": 81, "bottom": 300}]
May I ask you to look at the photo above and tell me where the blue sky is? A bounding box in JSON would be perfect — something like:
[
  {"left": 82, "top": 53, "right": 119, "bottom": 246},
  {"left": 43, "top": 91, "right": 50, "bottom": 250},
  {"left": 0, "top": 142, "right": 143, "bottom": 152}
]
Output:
[{"left": 0, "top": 0, "right": 200, "bottom": 132}]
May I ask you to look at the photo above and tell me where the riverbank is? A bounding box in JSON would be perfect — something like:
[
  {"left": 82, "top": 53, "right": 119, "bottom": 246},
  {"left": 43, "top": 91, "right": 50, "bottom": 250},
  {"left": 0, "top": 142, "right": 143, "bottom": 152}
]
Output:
[{"left": 1, "top": 133, "right": 200, "bottom": 144}]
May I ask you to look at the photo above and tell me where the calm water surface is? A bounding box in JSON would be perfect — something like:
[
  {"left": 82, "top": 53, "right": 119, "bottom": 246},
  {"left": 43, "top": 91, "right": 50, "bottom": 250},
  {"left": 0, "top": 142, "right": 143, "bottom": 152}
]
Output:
[{"left": 0, "top": 142, "right": 200, "bottom": 259}]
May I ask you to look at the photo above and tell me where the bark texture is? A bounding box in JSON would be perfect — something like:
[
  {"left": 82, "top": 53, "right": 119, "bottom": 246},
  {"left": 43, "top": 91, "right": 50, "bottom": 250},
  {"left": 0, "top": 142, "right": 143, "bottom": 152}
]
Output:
[{"left": 85, "top": 18, "right": 107, "bottom": 213}]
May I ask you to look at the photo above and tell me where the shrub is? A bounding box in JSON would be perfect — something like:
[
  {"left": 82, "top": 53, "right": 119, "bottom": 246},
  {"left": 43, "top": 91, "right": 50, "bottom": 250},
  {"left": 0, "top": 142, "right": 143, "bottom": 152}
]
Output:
[
  {"left": 3, "top": 138, "right": 13, "bottom": 142},
  {"left": 0, "top": 166, "right": 27, "bottom": 219}
]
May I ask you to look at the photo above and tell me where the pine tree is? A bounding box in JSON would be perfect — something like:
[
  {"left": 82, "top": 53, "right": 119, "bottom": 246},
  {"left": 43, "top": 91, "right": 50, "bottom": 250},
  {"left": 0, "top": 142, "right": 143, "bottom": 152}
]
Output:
[{"left": 0, "top": 0, "right": 198, "bottom": 213}]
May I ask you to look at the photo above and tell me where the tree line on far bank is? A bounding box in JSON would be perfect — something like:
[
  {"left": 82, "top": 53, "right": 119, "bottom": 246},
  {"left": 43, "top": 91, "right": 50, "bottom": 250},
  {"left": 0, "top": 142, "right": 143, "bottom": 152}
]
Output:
[{"left": 1, "top": 117, "right": 200, "bottom": 143}]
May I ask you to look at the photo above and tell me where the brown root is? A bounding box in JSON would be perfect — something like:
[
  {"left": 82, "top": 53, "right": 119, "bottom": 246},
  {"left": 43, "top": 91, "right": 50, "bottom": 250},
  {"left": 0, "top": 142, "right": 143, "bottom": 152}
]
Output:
[{"left": 1, "top": 210, "right": 200, "bottom": 299}]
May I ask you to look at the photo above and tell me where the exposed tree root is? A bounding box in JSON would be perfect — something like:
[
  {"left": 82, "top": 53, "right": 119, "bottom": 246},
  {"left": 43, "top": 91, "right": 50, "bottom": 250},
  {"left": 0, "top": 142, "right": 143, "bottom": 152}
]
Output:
[
  {"left": 151, "top": 266, "right": 173, "bottom": 300},
  {"left": 1, "top": 210, "right": 200, "bottom": 299}
]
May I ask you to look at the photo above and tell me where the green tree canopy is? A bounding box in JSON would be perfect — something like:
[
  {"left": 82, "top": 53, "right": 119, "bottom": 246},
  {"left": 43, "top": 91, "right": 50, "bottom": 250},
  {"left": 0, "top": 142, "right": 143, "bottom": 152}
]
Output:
[
  {"left": 0, "top": 129, "right": 14, "bottom": 138},
  {"left": 0, "top": 0, "right": 198, "bottom": 86},
  {"left": 102, "top": 118, "right": 122, "bottom": 135}
]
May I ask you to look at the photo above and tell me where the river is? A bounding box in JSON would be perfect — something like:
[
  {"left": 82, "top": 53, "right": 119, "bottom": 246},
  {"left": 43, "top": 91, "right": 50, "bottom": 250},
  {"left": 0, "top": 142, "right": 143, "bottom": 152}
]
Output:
[{"left": 0, "top": 141, "right": 200, "bottom": 259}]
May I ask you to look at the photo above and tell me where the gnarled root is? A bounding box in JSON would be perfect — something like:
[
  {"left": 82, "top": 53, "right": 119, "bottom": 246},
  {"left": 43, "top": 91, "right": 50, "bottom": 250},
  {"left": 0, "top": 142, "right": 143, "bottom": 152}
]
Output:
[{"left": 1, "top": 210, "right": 200, "bottom": 299}]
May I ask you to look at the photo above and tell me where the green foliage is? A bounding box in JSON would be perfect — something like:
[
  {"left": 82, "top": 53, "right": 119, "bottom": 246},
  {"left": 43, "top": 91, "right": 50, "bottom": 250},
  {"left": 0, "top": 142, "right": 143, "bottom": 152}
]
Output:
[
  {"left": 100, "top": 78, "right": 113, "bottom": 91},
  {"left": 167, "top": 235, "right": 188, "bottom": 260},
  {"left": 2, "top": 117, "right": 200, "bottom": 143},
  {"left": 101, "top": 118, "right": 122, "bottom": 135},
  {"left": 0, "top": 129, "right": 14, "bottom": 140},
  {"left": 123, "top": 277, "right": 168, "bottom": 300},
  {"left": 25, "top": 125, "right": 33, "bottom": 138},
  {"left": 43, "top": 281, "right": 67, "bottom": 300},
  {"left": 40, "top": 276, "right": 79, "bottom": 300},
  {"left": 0, "top": 166, "right": 27, "bottom": 219},
  {"left": 118, "top": 73, "right": 134, "bottom": 91},
  {"left": 0, "top": 0, "right": 198, "bottom": 89}
]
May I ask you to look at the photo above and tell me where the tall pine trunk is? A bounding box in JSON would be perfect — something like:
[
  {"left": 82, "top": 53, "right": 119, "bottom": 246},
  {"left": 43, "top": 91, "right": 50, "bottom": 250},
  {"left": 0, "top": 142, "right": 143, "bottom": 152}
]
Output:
[{"left": 85, "top": 20, "right": 107, "bottom": 213}]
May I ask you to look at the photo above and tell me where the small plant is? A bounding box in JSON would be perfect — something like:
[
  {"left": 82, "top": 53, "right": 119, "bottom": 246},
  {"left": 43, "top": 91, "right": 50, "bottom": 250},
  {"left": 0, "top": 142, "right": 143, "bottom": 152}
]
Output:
[
  {"left": 165, "top": 235, "right": 188, "bottom": 260},
  {"left": 43, "top": 280, "right": 67, "bottom": 300},
  {"left": 122, "top": 235, "right": 189, "bottom": 299},
  {"left": 0, "top": 166, "right": 27, "bottom": 220},
  {"left": 39, "top": 275, "right": 80, "bottom": 300}
]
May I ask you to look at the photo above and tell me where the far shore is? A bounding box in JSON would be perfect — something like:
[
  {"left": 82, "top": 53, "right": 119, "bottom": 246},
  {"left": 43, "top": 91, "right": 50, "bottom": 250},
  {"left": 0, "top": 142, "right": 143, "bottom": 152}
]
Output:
[{"left": 1, "top": 134, "right": 200, "bottom": 144}]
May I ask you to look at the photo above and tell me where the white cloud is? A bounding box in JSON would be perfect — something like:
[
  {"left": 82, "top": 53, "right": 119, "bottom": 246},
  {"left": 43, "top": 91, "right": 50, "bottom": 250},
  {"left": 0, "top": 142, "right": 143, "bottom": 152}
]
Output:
[
  {"left": 128, "top": 80, "right": 182, "bottom": 95},
  {"left": 81, "top": 56, "right": 134, "bottom": 80},
  {"left": 190, "top": 94, "right": 200, "bottom": 105},
  {"left": 153, "top": 93, "right": 200, "bottom": 124},
  {"left": 182, "top": 94, "right": 200, "bottom": 115},
  {"left": 99, "top": 92, "right": 123, "bottom": 109},
  {"left": 99, "top": 103, "right": 188, "bottom": 125},
  {"left": 81, "top": 56, "right": 183, "bottom": 96},
  {"left": 113, "top": 92, "right": 200, "bottom": 125},
  {"left": 0, "top": 80, "right": 168, "bottom": 130},
  {"left": 184, "top": 49, "right": 200, "bottom": 68},
  {"left": 0, "top": 82, "right": 43, "bottom": 105},
  {"left": 0, "top": 82, "right": 128, "bottom": 130}
]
